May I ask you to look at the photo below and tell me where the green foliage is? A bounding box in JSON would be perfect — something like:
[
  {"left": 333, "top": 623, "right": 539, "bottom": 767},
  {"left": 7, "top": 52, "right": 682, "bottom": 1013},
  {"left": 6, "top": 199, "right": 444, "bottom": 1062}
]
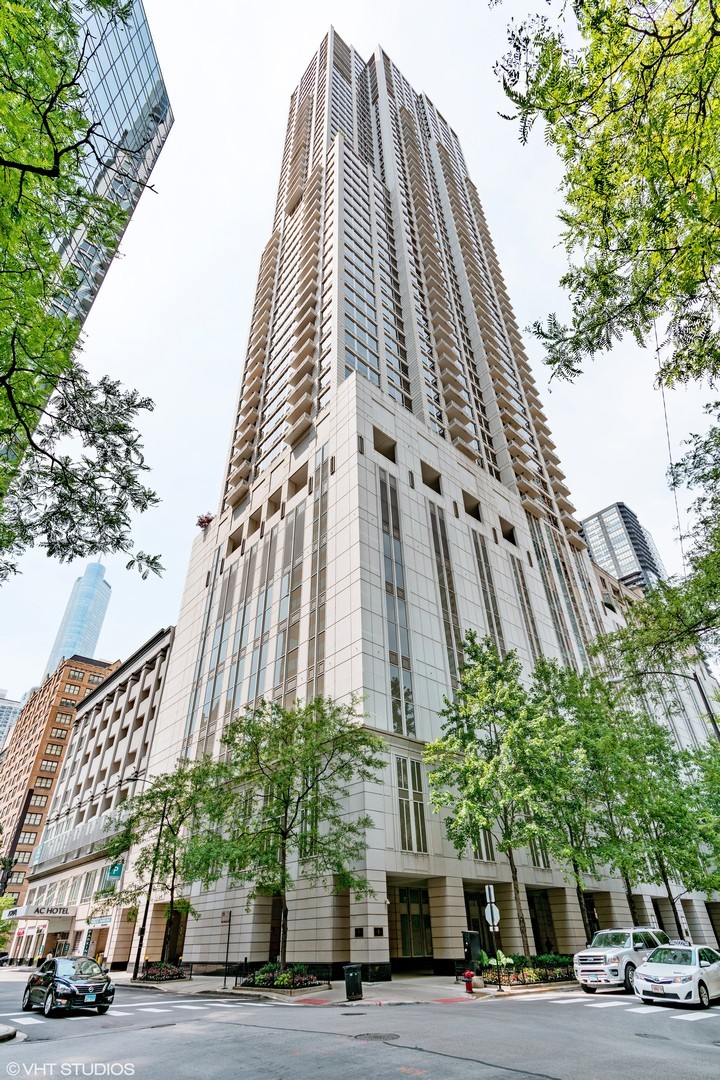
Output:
[
  {"left": 604, "top": 401, "right": 720, "bottom": 668},
  {"left": 100, "top": 763, "right": 211, "bottom": 960},
  {"left": 424, "top": 634, "right": 544, "bottom": 954},
  {"left": 186, "top": 695, "right": 385, "bottom": 969},
  {"left": 496, "top": 0, "right": 720, "bottom": 386},
  {"left": 0, "top": 0, "right": 161, "bottom": 580},
  {"left": 0, "top": 894, "right": 15, "bottom": 950}
]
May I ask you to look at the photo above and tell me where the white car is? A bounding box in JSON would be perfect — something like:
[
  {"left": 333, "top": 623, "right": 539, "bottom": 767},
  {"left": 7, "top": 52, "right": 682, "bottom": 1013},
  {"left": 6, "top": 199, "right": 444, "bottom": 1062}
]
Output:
[{"left": 634, "top": 944, "right": 720, "bottom": 1008}]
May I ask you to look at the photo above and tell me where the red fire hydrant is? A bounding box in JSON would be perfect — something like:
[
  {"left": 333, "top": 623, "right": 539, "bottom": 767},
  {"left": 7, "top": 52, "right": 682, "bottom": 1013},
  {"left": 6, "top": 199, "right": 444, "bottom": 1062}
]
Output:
[{"left": 463, "top": 970, "right": 475, "bottom": 994}]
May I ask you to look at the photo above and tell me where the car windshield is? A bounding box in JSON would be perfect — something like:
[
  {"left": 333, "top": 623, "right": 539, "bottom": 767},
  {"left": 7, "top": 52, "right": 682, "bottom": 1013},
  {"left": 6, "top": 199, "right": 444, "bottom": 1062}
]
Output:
[
  {"left": 590, "top": 932, "right": 630, "bottom": 949},
  {"left": 647, "top": 948, "right": 694, "bottom": 967},
  {"left": 55, "top": 959, "right": 103, "bottom": 977}
]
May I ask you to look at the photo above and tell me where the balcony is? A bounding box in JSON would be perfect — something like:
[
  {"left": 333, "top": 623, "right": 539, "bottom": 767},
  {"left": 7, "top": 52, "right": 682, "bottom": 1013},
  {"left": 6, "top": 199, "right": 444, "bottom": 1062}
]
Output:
[
  {"left": 287, "top": 370, "right": 314, "bottom": 404},
  {"left": 285, "top": 411, "right": 313, "bottom": 447},
  {"left": 286, "top": 392, "right": 313, "bottom": 428}
]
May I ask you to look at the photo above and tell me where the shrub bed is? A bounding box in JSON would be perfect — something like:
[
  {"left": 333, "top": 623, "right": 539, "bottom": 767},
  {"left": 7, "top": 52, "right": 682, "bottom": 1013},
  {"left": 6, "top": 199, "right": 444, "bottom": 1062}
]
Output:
[
  {"left": 138, "top": 961, "right": 187, "bottom": 981},
  {"left": 239, "top": 962, "right": 324, "bottom": 990}
]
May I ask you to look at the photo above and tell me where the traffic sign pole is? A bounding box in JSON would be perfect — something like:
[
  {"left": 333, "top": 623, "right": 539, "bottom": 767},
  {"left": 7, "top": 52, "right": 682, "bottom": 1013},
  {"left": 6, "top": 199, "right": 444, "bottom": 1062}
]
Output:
[{"left": 485, "top": 886, "right": 503, "bottom": 993}]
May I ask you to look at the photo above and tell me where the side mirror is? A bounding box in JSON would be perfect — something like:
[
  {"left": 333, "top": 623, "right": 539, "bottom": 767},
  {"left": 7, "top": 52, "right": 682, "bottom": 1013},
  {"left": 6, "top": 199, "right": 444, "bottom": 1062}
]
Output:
[
  {"left": 633, "top": 943, "right": 644, "bottom": 951},
  {"left": 700, "top": 960, "right": 710, "bottom": 968}
]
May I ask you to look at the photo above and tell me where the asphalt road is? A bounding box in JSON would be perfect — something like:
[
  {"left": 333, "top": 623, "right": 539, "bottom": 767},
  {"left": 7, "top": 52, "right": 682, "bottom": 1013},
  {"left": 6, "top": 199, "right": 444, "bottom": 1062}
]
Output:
[{"left": 1, "top": 975, "right": 719, "bottom": 1079}]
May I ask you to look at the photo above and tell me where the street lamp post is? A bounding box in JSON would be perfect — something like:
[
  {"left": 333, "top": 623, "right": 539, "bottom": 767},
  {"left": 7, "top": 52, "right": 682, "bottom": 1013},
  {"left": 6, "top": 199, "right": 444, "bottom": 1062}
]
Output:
[{"left": 131, "top": 791, "right": 169, "bottom": 982}]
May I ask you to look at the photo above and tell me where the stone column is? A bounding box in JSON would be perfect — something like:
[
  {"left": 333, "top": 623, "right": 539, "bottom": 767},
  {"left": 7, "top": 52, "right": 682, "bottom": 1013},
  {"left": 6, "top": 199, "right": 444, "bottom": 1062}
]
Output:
[
  {"left": 494, "top": 880, "right": 533, "bottom": 954},
  {"left": 427, "top": 875, "right": 467, "bottom": 975},
  {"left": 548, "top": 888, "right": 586, "bottom": 953},
  {"left": 593, "top": 890, "right": 632, "bottom": 930}
]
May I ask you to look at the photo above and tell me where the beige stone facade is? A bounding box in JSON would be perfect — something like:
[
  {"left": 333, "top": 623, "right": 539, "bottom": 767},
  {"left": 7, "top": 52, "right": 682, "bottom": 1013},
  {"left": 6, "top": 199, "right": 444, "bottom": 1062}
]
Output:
[{"left": 6, "top": 629, "right": 174, "bottom": 968}]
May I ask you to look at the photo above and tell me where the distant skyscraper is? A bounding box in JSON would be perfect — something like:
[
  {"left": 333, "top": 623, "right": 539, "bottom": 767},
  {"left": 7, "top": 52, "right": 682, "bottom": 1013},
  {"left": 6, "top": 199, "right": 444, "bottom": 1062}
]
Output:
[
  {"left": 43, "top": 563, "right": 112, "bottom": 678},
  {"left": 581, "top": 502, "right": 668, "bottom": 590},
  {"left": 0, "top": 691, "right": 22, "bottom": 750}
]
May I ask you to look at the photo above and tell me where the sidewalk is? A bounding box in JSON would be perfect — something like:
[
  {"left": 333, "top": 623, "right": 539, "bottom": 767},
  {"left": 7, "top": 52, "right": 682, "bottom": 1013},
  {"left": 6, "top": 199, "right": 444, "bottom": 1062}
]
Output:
[{"left": 110, "top": 968, "right": 580, "bottom": 1006}]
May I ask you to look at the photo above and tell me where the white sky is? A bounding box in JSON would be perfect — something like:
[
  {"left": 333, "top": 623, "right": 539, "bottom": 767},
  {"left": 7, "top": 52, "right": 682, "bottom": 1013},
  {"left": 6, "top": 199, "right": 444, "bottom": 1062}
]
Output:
[{"left": 0, "top": 0, "right": 712, "bottom": 698}]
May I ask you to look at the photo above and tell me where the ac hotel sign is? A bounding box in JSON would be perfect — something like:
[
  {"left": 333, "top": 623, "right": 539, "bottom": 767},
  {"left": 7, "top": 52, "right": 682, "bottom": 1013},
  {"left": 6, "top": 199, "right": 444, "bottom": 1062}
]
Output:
[{"left": 5, "top": 905, "right": 77, "bottom": 920}]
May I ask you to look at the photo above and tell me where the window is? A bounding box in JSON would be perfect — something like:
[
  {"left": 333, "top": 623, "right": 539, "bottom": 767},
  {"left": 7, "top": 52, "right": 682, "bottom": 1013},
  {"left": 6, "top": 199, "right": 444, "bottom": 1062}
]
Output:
[
  {"left": 396, "top": 757, "right": 428, "bottom": 853},
  {"left": 472, "top": 830, "right": 495, "bottom": 862},
  {"left": 25, "top": 813, "right": 43, "bottom": 825},
  {"left": 50, "top": 728, "right": 67, "bottom": 739},
  {"left": 39, "top": 760, "right": 58, "bottom": 773},
  {"left": 60, "top": 699, "right": 78, "bottom": 709},
  {"left": 63, "top": 684, "right": 80, "bottom": 696},
  {"left": 528, "top": 836, "right": 551, "bottom": 870},
  {"left": 68, "top": 670, "right": 84, "bottom": 682},
  {"left": 14, "top": 850, "right": 31, "bottom": 863},
  {"left": 81, "top": 869, "right": 98, "bottom": 902},
  {"left": 17, "top": 832, "right": 36, "bottom": 845},
  {"left": 9, "top": 871, "right": 25, "bottom": 884},
  {"left": 67, "top": 877, "right": 81, "bottom": 904},
  {"left": 88, "top": 674, "right": 104, "bottom": 685},
  {"left": 30, "top": 795, "right": 48, "bottom": 807},
  {"left": 35, "top": 777, "right": 53, "bottom": 789},
  {"left": 44, "top": 743, "right": 63, "bottom": 756}
]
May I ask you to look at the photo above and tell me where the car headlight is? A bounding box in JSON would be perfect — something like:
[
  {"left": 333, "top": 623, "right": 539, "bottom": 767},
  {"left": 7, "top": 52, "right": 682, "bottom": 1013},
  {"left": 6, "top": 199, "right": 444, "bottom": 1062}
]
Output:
[
  {"left": 107, "top": 982, "right": 115, "bottom": 991},
  {"left": 607, "top": 955, "right": 621, "bottom": 965},
  {"left": 672, "top": 976, "right": 692, "bottom": 983}
]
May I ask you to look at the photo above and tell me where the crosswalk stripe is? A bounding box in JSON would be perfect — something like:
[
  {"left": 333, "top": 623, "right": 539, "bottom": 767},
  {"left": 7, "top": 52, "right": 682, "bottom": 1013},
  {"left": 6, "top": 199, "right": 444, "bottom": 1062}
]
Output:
[
  {"left": 138, "top": 1007, "right": 172, "bottom": 1013},
  {"left": 584, "top": 1001, "right": 628, "bottom": 1008},
  {"left": 671, "top": 1011, "right": 720, "bottom": 1022},
  {"left": 8, "top": 1016, "right": 44, "bottom": 1024},
  {"left": 626, "top": 1006, "right": 658, "bottom": 1013},
  {"left": 172, "top": 1005, "right": 209, "bottom": 1010}
]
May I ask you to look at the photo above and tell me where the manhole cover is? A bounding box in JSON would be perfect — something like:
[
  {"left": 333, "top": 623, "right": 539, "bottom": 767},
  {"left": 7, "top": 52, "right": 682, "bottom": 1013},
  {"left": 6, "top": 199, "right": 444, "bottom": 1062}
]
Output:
[
  {"left": 355, "top": 1033, "right": 400, "bottom": 1041},
  {"left": 636, "top": 1033, "right": 669, "bottom": 1041}
]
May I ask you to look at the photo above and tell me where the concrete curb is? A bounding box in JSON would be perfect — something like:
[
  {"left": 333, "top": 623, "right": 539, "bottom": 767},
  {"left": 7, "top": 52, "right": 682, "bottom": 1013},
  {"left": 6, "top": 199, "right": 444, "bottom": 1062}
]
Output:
[{"left": 0, "top": 1023, "right": 17, "bottom": 1042}]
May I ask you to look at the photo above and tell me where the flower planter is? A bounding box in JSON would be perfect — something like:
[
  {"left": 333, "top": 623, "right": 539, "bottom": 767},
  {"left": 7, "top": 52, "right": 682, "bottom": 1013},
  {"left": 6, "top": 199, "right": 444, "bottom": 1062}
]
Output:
[{"left": 234, "top": 982, "right": 331, "bottom": 997}]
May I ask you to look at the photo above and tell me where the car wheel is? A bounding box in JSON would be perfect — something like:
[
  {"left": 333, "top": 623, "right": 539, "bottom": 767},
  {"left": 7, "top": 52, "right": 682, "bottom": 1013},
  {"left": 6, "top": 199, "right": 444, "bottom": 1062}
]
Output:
[
  {"left": 96, "top": 1005, "right": 110, "bottom": 1015},
  {"left": 43, "top": 989, "right": 58, "bottom": 1018},
  {"left": 698, "top": 981, "right": 711, "bottom": 1009},
  {"left": 21, "top": 986, "right": 33, "bottom": 1012},
  {"left": 580, "top": 985, "right": 597, "bottom": 994},
  {"left": 623, "top": 964, "right": 636, "bottom": 993}
]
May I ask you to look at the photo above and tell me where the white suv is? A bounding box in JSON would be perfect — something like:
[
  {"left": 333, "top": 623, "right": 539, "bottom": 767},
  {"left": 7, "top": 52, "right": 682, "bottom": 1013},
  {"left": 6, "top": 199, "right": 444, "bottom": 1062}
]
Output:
[{"left": 574, "top": 928, "right": 670, "bottom": 993}]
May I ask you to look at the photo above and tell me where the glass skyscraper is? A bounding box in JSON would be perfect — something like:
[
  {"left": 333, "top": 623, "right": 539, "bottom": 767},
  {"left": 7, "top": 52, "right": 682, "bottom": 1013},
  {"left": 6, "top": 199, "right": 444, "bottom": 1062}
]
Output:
[
  {"left": 56, "top": 0, "right": 174, "bottom": 321},
  {"left": 581, "top": 502, "right": 668, "bottom": 590},
  {"left": 43, "top": 562, "right": 111, "bottom": 678}
]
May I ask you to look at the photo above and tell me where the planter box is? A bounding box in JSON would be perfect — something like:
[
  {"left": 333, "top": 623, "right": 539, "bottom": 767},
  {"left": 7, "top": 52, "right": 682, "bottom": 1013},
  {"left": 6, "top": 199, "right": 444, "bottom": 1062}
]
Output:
[
  {"left": 472, "top": 975, "right": 484, "bottom": 989},
  {"left": 233, "top": 982, "right": 331, "bottom": 998}
]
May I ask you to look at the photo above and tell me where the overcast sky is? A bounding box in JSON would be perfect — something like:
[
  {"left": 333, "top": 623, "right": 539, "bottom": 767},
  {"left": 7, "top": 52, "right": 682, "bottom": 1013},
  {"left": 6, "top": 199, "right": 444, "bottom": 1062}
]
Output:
[{"left": 0, "top": 0, "right": 712, "bottom": 699}]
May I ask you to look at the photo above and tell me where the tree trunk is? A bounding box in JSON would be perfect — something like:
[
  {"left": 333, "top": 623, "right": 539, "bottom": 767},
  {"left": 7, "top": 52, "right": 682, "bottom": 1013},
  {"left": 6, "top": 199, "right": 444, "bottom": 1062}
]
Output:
[
  {"left": 572, "top": 863, "right": 593, "bottom": 944},
  {"left": 657, "top": 856, "right": 684, "bottom": 938},
  {"left": 622, "top": 875, "right": 639, "bottom": 925},
  {"left": 506, "top": 846, "right": 530, "bottom": 955},
  {"left": 161, "top": 876, "right": 175, "bottom": 963},
  {"left": 279, "top": 825, "right": 288, "bottom": 970}
]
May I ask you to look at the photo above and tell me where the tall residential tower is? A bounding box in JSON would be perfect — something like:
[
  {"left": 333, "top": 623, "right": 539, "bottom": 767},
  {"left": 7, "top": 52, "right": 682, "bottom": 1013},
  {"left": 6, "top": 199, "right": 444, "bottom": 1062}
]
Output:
[
  {"left": 144, "top": 31, "right": 717, "bottom": 972},
  {"left": 581, "top": 502, "right": 668, "bottom": 591}
]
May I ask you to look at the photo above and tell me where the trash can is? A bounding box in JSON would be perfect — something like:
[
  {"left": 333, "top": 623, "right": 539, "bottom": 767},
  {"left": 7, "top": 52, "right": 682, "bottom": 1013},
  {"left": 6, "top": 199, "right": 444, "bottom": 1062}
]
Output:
[{"left": 343, "top": 963, "right": 363, "bottom": 1001}]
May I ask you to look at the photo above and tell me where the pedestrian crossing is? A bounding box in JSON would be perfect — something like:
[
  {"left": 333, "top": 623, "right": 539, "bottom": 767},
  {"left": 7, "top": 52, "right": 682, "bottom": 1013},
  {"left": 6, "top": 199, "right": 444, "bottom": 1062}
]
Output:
[
  {"left": 1, "top": 997, "right": 299, "bottom": 1028},
  {"left": 511, "top": 989, "right": 720, "bottom": 1021}
]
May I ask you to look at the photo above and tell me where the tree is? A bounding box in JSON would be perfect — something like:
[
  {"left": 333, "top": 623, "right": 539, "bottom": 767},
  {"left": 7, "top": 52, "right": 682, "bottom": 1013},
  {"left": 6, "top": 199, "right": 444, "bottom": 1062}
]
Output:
[
  {"left": 100, "top": 764, "right": 213, "bottom": 965},
  {"left": 424, "top": 634, "right": 548, "bottom": 955},
  {"left": 526, "top": 659, "right": 607, "bottom": 942},
  {"left": 187, "top": 696, "right": 385, "bottom": 970},
  {"left": 0, "top": 0, "right": 162, "bottom": 580},
  {"left": 496, "top": 0, "right": 720, "bottom": 387},
  {"left": 606, "top": 401, "right": 720, "bottom": 668},
  {"left": 0, "top": 895, "right": 15, "bottom": 951}
]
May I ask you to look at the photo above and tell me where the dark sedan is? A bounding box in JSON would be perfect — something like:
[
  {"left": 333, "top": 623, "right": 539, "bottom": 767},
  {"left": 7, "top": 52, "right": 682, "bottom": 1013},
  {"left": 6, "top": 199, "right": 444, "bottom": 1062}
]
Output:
[{"left": 22, "top": 956, "right": 115, "bottom": 1017}]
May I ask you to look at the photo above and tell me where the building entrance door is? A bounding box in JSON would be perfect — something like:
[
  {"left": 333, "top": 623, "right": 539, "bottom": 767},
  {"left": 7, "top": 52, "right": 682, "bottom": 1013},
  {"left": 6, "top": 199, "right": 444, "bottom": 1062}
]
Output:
[
  {"left": 398, "top": 887, "right": 433, "bottom": 959},
  {"left": 465, "top": 891, "right": 500, "bottom": 955},
  {"left": 527, "top": 889, "right": 557, "bottom": 955}
]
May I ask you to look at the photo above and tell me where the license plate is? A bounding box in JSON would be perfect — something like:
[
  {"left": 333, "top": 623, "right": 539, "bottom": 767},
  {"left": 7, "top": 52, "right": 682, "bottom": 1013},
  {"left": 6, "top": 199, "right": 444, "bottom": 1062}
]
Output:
[
  {"left": 587, "top": 975, "right": 598, "bottom": 982},
  {"left": 651, "top": 986, "right": 665, "bottom": 995},
  {"left": 84, "top": 993, "right": 96, "bottom": 1002}
]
